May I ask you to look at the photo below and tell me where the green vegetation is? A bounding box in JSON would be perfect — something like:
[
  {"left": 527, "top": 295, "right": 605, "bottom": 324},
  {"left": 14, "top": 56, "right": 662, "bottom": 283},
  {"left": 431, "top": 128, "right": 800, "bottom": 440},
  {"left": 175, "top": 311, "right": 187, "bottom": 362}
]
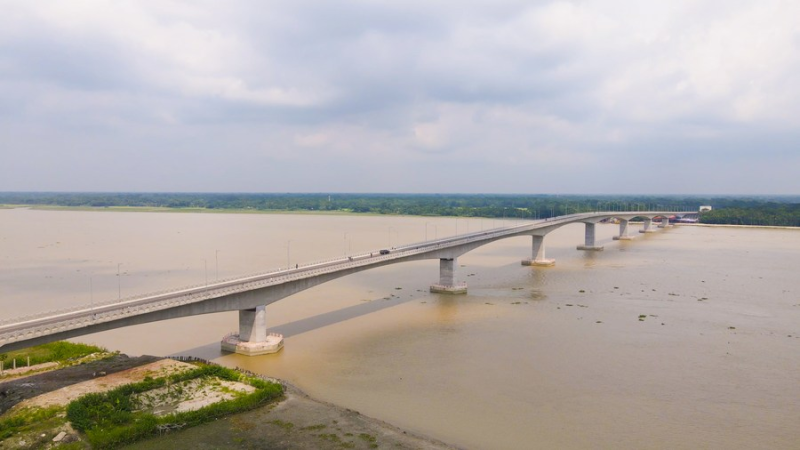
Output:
[
  {"left": 1, "top": 192, "right": 798, "bottom": 226},
  {"left": 0, "top": 406, "right": 65, "bottom": 443},
  {"left": 268, "top": 419, "right": 295, "bottom": 430},
  {"left": 65, "top": 363, "right": 283, "bottom": 449},
  {"left": 0, "top": 341, "right": 105, "bottom": 367}
]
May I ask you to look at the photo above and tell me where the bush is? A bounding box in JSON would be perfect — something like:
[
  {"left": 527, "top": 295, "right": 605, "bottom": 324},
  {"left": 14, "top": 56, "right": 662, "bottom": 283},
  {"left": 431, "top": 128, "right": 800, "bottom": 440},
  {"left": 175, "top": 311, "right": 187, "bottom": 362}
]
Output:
[{"left": 66, "top": 362, "right": 283, "bottom": 449}]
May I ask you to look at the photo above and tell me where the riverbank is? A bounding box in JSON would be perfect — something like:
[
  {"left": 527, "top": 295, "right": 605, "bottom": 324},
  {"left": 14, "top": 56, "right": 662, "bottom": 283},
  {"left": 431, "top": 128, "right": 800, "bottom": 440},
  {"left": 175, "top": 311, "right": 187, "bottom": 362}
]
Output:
[
  {"left": 0, "top": 352, "right": 457, "bottom": 449},
  {"left": 0, "top": 204, "right": 385, "bottom": 217},
  {"left": 124, "top": 379, "right": 459, "bottom": 450}
]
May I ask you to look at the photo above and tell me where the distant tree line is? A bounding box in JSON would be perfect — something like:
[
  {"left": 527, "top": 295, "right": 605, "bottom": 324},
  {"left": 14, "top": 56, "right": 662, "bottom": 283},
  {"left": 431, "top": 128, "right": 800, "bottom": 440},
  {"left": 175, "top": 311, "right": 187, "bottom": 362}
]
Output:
[{"left": 1, "top": 192, "right": 798, "bottom": 227}]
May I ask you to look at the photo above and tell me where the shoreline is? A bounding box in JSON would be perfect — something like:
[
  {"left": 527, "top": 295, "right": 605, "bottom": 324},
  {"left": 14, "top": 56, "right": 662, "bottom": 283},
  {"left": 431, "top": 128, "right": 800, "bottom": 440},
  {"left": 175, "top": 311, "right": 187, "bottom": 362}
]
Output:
[
  {"left": 3, "top": 204, "right": 798, "bottom": 229},
  {"left": 0, "top": 353, "right": 458, "bottom": 450}
]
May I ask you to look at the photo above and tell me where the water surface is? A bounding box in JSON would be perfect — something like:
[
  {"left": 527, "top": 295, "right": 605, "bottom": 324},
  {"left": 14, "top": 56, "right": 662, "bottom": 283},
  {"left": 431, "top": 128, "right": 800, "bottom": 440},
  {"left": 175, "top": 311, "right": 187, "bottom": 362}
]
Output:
[{"left": 1, "top": 209, "right": 798, "bottom": 449}]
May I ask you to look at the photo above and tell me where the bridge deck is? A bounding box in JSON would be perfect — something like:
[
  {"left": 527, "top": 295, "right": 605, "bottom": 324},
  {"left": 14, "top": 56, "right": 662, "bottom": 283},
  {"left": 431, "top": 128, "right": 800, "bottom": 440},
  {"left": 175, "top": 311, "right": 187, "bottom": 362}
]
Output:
[{"left": 0, "top": 211, "right": 687, "bottom": 349}]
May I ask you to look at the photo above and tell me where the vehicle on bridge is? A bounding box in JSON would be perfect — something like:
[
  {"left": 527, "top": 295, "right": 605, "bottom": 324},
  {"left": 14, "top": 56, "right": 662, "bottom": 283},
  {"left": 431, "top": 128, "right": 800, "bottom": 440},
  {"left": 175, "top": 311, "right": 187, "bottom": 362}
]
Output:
[{"left": 379, "top": 249, "right": 390, "bottom": 255}]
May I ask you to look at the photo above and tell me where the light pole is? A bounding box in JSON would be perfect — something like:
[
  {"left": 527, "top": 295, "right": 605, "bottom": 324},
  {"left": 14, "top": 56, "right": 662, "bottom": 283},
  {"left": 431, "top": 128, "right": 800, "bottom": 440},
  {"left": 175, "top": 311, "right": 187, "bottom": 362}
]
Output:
[
  {"left": 287, "top": 240, "right": 292, "bottom": 269},
  {"left": 425, "top": 222, "right": 429, "bottom": 241},
  {"left": 89, "top": 275, "right": 94, "bottom": 311},
  {"left": 204, "top": 259, "right": 208, "bottom": 286},
  {"left": 215, "top": 250, "right": 220, "bottom": 281},
  {"left": 117, "top": 263, "right": 121, "bottom": 300},
  {"left": 389, "top": 227, "right": 394, "bottom": 247},
  {"left": 344, "top": 232, "right": 349, "bottom": 256}
]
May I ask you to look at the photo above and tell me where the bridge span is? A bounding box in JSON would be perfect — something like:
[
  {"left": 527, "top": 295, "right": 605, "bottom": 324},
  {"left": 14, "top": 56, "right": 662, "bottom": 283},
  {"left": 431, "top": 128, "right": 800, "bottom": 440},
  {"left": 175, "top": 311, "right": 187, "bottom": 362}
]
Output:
[{"left": 0, "top": 211, "right": 688, "bottom": 355}]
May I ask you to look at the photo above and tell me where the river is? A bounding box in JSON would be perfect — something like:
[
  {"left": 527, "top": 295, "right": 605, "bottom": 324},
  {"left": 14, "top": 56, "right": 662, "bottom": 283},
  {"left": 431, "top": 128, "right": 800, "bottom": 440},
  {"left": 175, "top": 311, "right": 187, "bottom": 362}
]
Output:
[{"left": 1, "top": 208, "right": 799, "bottom": 449}]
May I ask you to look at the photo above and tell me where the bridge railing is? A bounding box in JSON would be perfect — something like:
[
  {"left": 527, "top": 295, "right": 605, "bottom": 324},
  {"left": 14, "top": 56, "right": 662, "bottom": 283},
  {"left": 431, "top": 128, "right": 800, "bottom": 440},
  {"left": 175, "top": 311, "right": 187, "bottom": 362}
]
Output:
[
  {"left": 0, "top": 222, "right": 539, "bottom": 328},
  {"left": 1, "top": 212, "right": 687, "bottom": 332}
]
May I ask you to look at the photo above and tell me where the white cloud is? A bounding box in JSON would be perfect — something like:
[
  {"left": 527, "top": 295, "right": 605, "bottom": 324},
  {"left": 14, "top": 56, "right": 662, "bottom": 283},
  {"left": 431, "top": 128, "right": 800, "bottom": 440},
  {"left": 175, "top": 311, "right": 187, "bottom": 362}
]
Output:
[{"left": 0, "top": 0, "right": 798, "bottom": 193}]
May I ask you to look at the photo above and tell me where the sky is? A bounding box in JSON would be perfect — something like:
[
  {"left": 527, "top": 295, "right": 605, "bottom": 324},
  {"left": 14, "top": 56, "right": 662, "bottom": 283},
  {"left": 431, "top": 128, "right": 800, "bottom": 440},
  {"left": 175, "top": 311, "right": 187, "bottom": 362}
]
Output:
[{"left": 1, "top": 0, "right": 799, "bottom": 195}]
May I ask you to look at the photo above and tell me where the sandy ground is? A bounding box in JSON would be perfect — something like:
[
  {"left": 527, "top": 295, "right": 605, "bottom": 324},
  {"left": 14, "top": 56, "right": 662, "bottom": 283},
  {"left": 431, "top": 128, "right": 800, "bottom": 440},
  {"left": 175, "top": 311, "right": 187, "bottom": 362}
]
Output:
[
  {"left": 133, "top": 377, "right": 256, "bottom": 415},
  {"left": 11, "top": 359, "right": 194, "bottom": 412},
  {"left": 0, "top": 354, "right": 162, "bottom": 415}
]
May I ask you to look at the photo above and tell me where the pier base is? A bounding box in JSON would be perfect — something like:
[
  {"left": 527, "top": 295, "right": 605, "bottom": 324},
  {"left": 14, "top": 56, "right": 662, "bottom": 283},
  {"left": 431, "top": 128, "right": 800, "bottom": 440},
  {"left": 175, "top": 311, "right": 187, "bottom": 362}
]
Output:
[
  {"left": 640, "top": 218, "right": 656, "bottom": 233},
  {"left": 221, "top": 333, "right": 284, "bottom": 356},
  {"left": 430, "top": 258, "right": 467, "bottom": 294},
  {"left": 614, "top": 219, "right": 634, "bottom": 240},
  {"left": 521, "top": 258, "right": 556, "bottom": 267},
  {"left": 430, "top": 284, "right": 468, "bottom": 294},
  {"left": 523, "top": 235, "right": 556, "bottom": 267},
  {"left": 222, "top": 305, "right": 284, "bottom": 356},
  {"left": 576, "top": 245, "right": 604, "bottom": 251}
]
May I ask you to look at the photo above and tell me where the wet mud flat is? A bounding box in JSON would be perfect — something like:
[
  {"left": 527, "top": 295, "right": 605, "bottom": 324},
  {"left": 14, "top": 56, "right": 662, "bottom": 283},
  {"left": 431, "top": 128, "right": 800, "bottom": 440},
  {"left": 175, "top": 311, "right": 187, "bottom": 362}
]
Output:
[
  {"left": 123, "top": 382, "right": 459, "bottom": 450},
  {"left": 1, "top": 354, "right": 459, "bottom": 450}
]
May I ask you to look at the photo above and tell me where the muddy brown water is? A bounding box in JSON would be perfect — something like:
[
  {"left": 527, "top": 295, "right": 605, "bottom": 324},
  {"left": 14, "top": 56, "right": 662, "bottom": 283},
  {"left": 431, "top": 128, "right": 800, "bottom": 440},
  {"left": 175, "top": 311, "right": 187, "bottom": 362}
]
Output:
[{"left": 1, "top": 209, "right": 799, "bottom": 449}]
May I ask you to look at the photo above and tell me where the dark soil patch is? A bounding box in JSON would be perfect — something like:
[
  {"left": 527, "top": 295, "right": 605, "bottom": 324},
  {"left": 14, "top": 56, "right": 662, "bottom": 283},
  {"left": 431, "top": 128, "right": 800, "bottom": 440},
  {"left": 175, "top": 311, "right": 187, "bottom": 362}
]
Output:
[{"left": 0, "top": 354, "right": 160, "bottom": 415}]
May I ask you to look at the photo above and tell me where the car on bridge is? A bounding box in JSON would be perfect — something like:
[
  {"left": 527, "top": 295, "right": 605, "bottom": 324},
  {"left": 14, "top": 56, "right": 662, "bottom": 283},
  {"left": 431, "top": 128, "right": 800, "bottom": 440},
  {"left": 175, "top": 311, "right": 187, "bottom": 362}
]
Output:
[{"left": 379, "top": 249, "right": 390, "bottom": 255}]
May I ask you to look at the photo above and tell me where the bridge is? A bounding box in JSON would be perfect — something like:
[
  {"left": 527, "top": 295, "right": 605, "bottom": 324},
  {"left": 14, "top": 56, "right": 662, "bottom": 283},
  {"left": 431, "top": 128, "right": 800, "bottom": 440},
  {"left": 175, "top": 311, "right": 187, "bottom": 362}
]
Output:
[{"left": 0, "top": 211, "right": 687, "bottom": 356}]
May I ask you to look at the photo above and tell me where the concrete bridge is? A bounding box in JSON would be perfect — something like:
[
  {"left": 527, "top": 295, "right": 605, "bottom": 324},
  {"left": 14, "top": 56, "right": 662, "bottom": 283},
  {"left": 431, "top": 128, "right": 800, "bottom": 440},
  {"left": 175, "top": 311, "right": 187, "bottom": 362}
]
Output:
[{"left": 0, "top": 211, "right": 687, "bottom": 355}]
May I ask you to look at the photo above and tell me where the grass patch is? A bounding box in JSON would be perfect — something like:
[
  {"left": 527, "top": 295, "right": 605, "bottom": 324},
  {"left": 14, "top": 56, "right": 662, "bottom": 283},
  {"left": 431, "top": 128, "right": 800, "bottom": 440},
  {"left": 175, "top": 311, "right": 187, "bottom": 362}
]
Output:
[
  {"left": 268, "top": 419, "right": 295, "bottom": 431},
  {"left": 0, "top": 405, "right": 65, "bottom": 443},
  {"left": 65, "top": 363, "right": 283, "bottom": 449},
  {"left": 358, "top": 432, "right": 377, "bottom": 443},
  {"left": 0, "top": 341, "right": 105, "bottom": 367}
]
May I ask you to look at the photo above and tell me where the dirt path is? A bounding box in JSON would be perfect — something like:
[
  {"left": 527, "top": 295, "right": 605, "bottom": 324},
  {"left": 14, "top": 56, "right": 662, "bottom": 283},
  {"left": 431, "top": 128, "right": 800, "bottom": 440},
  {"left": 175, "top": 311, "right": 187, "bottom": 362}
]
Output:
[
  {"left": 0, "top": 354, "right": 161, "bottom": 415},
  {"left": 12, "top": 359, "right": 194, "bottom": 412}
]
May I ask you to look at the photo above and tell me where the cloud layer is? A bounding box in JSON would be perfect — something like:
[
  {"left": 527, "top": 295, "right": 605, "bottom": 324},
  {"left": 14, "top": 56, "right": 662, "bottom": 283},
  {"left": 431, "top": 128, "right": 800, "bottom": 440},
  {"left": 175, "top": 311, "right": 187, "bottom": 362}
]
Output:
[{"left": 2, "top": 0, "right": 799, "bottom": 194}]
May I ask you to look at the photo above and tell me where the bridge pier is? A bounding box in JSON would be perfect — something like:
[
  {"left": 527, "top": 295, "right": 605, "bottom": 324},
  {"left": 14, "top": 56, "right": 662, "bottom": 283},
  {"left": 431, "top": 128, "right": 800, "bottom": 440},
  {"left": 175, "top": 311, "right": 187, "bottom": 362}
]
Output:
[
  {"left": 522, "top": 235, "right": 555, "bottom": 266},
  {"left": 430, "top": 258, "right": 467, "bottom": 294},
  {"left": 613, "top": 219, "right": 634, "bottom": 240},
  {"left": 658, "top": 217, "right": 672, "bottom": 228},
  {"left": 639, "top": 218, "right": 656, "bottom": 233},
  {"left": 221, "top": 305, "right": 284, "bottom": 356},
  {"left": 577, "top": 223, "right": 604, "bottom": 251}
]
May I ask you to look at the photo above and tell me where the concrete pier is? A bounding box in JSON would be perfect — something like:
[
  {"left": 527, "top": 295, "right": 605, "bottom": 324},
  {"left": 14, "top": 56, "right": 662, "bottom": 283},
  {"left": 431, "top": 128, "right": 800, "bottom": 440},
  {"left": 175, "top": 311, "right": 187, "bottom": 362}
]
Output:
[
  {"left": 221, "top": 305, "right": 284, "bottom": 356},
  {"left": 639, "top": 218, "right": 656, "bottom": 233},
  {"left": 658, "top": 217, "right": 672, "bottom": 228},
  {"left": 430, "top": 258, "right": 467, "bottom": 294},
  {"left": 522, "top": 235, "right": 555, "bottom": 266},
  {"left": 613, "top": 219, "right": 634, "bottom": 240},
  {"left": 577, "top": 222, "right": 604, "bottom": 251}
]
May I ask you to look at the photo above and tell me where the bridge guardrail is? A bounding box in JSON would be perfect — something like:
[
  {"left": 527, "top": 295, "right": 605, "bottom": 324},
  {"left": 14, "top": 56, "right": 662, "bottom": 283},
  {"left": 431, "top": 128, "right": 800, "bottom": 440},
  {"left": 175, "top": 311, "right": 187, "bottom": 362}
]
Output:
[{"left": 1, "top": 212, "right": 688, "bottom": 342}]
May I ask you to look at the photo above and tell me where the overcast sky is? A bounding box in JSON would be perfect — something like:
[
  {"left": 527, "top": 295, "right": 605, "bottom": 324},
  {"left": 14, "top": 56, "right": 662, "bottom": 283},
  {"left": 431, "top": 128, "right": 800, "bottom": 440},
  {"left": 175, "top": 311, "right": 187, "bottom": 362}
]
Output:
[{"left": 1, "top": 1, "right": 798, "bottom": 195}]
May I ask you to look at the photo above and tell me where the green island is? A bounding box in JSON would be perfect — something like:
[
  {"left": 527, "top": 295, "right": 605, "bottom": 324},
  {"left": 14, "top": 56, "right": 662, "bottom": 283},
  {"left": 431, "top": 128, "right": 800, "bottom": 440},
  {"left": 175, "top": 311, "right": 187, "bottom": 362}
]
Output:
[
  {"left": 0, "top": 342, "right": 451, "bottom": 449},
  {"left": 1, "top": 192, "right": 799, "bottom": 226},
  {"left": 0, "top": 343, "right": 283, "bottom": 449}
]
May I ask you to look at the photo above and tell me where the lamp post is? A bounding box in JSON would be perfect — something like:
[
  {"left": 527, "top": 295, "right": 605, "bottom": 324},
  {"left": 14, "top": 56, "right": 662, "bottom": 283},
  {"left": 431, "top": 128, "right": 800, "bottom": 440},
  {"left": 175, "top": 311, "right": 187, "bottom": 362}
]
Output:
[
  {"left": 344, "top": 232, "right": 349, "bottom": 256},
  {"left": 204, "top": 259, "right": 208, "bottom": 286},
  {"left": 287, "top": 240, "right": 292, "bottom": 269},
  {"left": 117, "top": 263, "right": 121, "bottom": 300},
  {"left": 215, "top": 250, "right": 220, "bottom": 281}
]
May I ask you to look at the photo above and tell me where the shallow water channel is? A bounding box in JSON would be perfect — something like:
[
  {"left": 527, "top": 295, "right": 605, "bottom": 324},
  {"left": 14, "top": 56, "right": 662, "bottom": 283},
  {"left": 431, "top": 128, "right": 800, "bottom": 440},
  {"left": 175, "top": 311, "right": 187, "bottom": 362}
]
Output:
[{"left": 1, "top": 208, "right": 799, "bottom": 449}]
